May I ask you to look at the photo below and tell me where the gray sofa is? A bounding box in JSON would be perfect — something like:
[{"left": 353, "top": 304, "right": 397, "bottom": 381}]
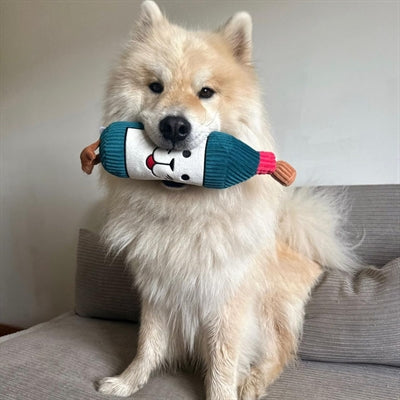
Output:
[{"left": 1, "top": 185, "right": 399, "bottom": 400}]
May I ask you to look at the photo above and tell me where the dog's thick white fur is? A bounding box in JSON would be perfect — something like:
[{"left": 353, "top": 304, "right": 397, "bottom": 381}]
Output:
[{"left": 97, "top": 2, "right": 358, "bottom": 399}]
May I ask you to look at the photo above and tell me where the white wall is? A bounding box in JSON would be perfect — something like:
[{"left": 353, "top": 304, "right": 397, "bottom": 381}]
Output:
[{"left": 1, "top": 0, "right": 398, "bottom": 328}]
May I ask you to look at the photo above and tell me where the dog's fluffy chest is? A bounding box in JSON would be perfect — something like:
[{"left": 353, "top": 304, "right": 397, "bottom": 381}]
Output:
[
  {"left": 102, "top": 182, "right": 279, "bottom": 355},
  {"left": 104, "top": 187, "right": 274, "bottom": 310},
  {"left": 126, "top": 204, "right": 267, "bottom": 357},
  {"left": 130, "top": 209, "right": 257, "bottom": 308}
]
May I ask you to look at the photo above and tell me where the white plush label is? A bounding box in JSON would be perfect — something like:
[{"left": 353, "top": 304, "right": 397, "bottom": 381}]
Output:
[{"left": 125, "top": 128, "right": 207, "bottom": 186}]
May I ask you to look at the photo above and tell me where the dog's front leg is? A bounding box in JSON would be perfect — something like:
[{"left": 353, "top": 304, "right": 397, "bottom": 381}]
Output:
[
  {"left": 205, "top": 295, "right": 248, "bottom": 400},
  {"left": 98, "top": 299, "right": 168, "bottom": 397}
]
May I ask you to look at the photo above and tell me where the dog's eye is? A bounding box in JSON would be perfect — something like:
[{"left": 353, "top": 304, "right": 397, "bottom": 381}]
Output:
[
  {"left": 182, "top": 150, "right": 191, "bottom": 158},
  {"left": 181, "top": 174, "right": 190, "bottom": 181},
  {"left": 198, "top": 87, "right": 215, "bottom": 99},
  {"left": 149, "top": 82, "right": 164, "bottom": 94}
]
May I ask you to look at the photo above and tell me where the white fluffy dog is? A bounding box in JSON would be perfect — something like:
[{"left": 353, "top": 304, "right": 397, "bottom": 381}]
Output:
[{"left": 97, "top": 2, "right": 357, "bottom": 399}]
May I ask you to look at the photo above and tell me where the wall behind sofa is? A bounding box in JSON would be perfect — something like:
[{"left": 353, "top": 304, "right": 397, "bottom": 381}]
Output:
[{"left": 1, "top": 0, "right": 398, "bottom": 328}]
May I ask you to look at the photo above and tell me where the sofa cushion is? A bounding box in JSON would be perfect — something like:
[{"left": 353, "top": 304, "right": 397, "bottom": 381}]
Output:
[
  {"left": 0, "top": 313, "right": 398, "bottom": 400},
  {"left": 0, "top": 313, "right": 203, "bottom": 400},
  {"left": 335, "top": 185, "right": 400, "bottom": 266},
  {"left": 299, "top": 257, "right": 400, "bottom": 366},
  {"left": 267, "top": 359, "right": 399, "bottom": 400},
  {"left": 75, "top": 229, "right": 140, "bottom": 322}
]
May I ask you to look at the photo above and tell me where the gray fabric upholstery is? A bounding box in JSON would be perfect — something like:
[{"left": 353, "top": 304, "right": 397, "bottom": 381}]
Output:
[
  {"left": 75, "top": 229, "right": 140, "bottom": 323},
  {"left": 0, "top": 313, "right": 203, "bottom": 400},
  {"left": 332, "top": 184, "right": 400, "bottom": 266},
  {"left": 299, "top": 258, "right": 400, "bottom": 366},
  {"left": 1, "top": 313, "right": 399, "bottom": 400},
  {"left": 267, "top": 360, "right": 400, "bottom": 400}
]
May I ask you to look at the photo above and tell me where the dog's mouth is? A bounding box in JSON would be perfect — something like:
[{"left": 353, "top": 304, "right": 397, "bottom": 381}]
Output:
[{"left": 161, "top": 181, "right": 186, "bottom": 190}]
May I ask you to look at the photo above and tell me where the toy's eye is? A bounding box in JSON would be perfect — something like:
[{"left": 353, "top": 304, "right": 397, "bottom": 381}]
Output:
[
  {"left": 181, "top": 174, "right": 190, "bottom": 181},
  {"left": 198, "top": 87, "right": 215, "bottom": 99},
  {"left": 149, "top": 82, "right": 164, "bottom": 94},
  {"left": 182, "top": 150, "right": 191, "bottom": 158}
]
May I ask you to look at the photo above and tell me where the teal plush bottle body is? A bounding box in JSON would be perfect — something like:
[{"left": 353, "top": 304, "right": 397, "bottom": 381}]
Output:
[
  {"left": 99, "top": 121, "right": 144, "bottom": 178},
  {"left": 99, "top": 121, "right": 276, "bottom": 189}
]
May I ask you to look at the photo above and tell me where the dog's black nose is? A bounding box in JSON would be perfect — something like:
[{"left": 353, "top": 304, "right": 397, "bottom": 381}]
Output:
[{"left": 159, "top": 116, "right": 191, "bottom": 143}]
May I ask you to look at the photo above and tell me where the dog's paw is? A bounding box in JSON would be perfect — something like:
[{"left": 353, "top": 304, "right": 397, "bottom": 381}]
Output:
[
  {"left": 238, "top": 382, "right": 265, "bottom": 400},
  {"left": 97, "top": 376, "right": 141, "bottom": 397}
]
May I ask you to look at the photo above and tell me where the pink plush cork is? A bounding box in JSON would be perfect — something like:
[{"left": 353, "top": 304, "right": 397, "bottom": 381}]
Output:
[{"left": 257, "top": 152, "right": 277, "bottom": 175}]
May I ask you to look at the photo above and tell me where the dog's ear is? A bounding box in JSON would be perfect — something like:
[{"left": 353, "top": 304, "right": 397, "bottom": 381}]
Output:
[
  {"left": 218, "top": 12, "right": 252, "bottom": 65},
  {"left": 133, "top": 1, "right": 166, "bottom": 41}
]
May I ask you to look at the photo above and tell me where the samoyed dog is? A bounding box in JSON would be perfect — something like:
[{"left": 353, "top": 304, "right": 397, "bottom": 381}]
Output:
[{"left": 97, "top": 2, "right": 357, "bottom": 399}]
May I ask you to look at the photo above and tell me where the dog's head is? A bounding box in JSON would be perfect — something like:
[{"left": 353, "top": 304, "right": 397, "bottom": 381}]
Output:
[{"left": 104, "top": 1, "right": 264, "bottom": 155}]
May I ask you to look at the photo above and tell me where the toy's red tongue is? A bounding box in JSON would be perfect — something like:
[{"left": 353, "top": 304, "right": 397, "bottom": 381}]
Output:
[{"left": 146, "top": 154, "right": 155, "bottom": 170}]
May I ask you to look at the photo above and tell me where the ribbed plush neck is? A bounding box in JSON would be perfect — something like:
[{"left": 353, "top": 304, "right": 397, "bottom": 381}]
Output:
[{"left": 203, "top": 132, "right": 260, "bottom": 189}]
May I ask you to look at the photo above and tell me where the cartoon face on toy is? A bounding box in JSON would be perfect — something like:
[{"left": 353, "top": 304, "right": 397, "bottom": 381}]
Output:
[{"left": 125, "top": 126, "right": 206, "bottom": 186}]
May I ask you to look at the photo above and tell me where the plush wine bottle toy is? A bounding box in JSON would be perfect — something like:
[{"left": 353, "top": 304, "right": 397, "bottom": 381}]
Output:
[{"left": 80, "top": 122, "right": 296, "bottom": 188}]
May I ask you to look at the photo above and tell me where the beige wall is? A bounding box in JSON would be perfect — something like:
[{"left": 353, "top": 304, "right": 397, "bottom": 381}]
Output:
[{"left": 1, "top": 0, "right": 398, "bottom": 327}]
